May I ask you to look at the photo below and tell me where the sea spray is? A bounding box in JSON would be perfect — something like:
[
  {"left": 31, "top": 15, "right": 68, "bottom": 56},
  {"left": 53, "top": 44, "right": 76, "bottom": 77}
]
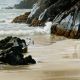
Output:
[
  {"left": 43, "top": 22, "right": 52, "bottom": 34},
  {"left": 34, "top": 22, "right": 52, "bottom": 34},
  {"left": 0, "top": 22, "right": 52, "bottom": 37}
]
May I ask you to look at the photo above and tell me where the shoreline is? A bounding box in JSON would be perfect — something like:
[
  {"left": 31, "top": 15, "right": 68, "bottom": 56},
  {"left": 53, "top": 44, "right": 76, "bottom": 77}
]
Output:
[{"left": 0, "top": 38, "right": 80, "bottom": 80}]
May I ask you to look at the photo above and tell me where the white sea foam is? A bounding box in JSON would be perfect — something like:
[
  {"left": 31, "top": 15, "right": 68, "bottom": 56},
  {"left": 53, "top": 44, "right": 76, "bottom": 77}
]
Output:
[
  {"left": 43, "top": 22, "right": 52, "bottom": 34},
  {"left": 0, "top": 22, "right": 52, "bottom": 37}
]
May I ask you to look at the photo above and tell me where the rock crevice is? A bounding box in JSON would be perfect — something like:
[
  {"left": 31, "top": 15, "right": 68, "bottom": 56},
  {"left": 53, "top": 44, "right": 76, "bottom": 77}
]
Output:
[{"left": 0, "top": 36, "right": 36, "bottom": 65}]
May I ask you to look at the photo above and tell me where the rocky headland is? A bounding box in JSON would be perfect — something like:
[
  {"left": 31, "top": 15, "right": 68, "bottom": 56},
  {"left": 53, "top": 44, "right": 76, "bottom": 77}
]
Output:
[{"left": 12, "top": 0, "right": 80, "bottom": 38}]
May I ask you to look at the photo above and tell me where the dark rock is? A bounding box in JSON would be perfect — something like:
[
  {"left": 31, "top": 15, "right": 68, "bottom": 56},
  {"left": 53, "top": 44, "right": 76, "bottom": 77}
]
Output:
[
  {"left": 0, "top": 36, "right": 12, "bottom": 49},
  {"left": 51, "top": 24, "right": 80, "bottom": 39},
  {"left": 5, "top": 7, "right": 14, "bottom": 9},
  {"left": 24, "top": 55, "right": 36, "bottom": 65},
  {"left": 0, "top": 36, "right": 36, "bottom": 65}
]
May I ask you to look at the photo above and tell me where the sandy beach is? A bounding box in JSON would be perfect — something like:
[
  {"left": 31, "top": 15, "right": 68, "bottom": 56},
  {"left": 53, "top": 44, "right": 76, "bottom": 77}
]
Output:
[{"left": 0, "top": 37, "right": 80, "bottom": 80}]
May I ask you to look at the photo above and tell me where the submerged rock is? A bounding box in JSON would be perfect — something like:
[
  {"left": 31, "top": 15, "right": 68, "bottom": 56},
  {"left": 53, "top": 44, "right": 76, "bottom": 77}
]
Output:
[{"left": 0, "top": 36, "right": 36, "bottom": 65}]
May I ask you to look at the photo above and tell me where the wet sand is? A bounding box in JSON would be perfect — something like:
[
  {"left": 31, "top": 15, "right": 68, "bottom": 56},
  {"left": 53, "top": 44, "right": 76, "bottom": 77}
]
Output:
[{"left": 0, "top": 36, "right": 80, "bottom": 80}]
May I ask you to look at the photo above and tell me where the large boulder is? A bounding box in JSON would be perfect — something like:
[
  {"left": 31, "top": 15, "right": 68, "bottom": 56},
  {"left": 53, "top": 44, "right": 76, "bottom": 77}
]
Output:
[
  {"left": 51, "top": 24, "right": 79, "bottom": 39},
  {"left": 0, "top": 36, "right": 36, "bottom": 65}
]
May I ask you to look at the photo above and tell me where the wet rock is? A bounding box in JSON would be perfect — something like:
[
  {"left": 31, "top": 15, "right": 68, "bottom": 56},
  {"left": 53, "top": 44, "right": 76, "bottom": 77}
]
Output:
[
  {"left": 30, "top": 18, "right": 45, "bottom": 26},
  {"left": 0, "top": 36, "right": 12, "bottom": 49},
  {"left": 64, "top": 30, "right": 71, "bottom": 38},
  {"left": 51, "top": 24, "right": 80, "bottom": 39},
  {"left": 0, "top": 36, "right": 36, "bottom": 65},
  {"left": 69, "top": 30, "right": 77, "bottom": 38},
  {"left": 12, "top": 12, "right": 30, "bottom": 23},
  {"left": 24, "top": 55, "right": 36, "bottom": 65}
]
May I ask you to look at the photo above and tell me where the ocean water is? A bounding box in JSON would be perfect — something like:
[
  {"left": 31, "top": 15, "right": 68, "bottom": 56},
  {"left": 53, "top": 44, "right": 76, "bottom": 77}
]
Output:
[
  {"left": 0, "top": 9, "right": 53, "bottom": 38},
  {"left": 0, "top": 8, "right": 55, "bottom": 48},
  {"left": 0, "top": 0, "right": 22, "bottom": 9}
]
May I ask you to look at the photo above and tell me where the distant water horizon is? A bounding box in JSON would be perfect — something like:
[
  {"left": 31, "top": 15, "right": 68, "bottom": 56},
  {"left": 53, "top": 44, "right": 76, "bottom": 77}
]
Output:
[{"left": 0, "top": 0, "right": 22, "bottom": 9}]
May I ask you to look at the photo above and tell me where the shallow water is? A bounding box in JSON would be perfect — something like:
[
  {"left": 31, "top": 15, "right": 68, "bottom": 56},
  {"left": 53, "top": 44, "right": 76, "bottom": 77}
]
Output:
[{"left": 0, "top": 39, "right": 80, "bottom": 80}]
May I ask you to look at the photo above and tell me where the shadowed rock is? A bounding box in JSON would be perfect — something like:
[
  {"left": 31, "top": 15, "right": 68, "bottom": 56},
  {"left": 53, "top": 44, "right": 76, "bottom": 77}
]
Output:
[
  {"left": 0, "top": 36, "right": 36, "bottom": 65},
  {"left": 51, "top": 24, "right": 78, "bottom": 39}
]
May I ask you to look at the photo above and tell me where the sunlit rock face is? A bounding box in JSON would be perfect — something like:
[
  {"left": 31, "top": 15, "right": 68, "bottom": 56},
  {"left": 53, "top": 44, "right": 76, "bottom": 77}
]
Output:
[{"left": 0, "top": 36, "right": 36, "bottom": 65}]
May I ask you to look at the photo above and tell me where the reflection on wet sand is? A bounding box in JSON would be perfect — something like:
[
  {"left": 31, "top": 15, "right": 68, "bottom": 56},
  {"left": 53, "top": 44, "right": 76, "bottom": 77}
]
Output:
[
  {"left": 0, "top": 69, "right": 80, "bottom": 80},
  {"left": 63, "top": 41, "right": 80, "bottom": 59},
  {"left": 0, "top": 37, "right": 80, "bottom": 80}
]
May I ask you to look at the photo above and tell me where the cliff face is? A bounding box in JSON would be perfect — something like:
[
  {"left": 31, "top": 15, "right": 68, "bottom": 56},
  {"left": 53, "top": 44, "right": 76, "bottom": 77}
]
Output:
[{"left": 12, "top": 0, "right": 80, "bottom": 38}]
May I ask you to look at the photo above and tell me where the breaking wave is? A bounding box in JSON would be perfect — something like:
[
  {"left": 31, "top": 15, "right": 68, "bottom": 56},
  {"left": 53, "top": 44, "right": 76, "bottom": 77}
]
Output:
[{"left": 0, "top": 22, "right": 52, "bottom": 37}]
